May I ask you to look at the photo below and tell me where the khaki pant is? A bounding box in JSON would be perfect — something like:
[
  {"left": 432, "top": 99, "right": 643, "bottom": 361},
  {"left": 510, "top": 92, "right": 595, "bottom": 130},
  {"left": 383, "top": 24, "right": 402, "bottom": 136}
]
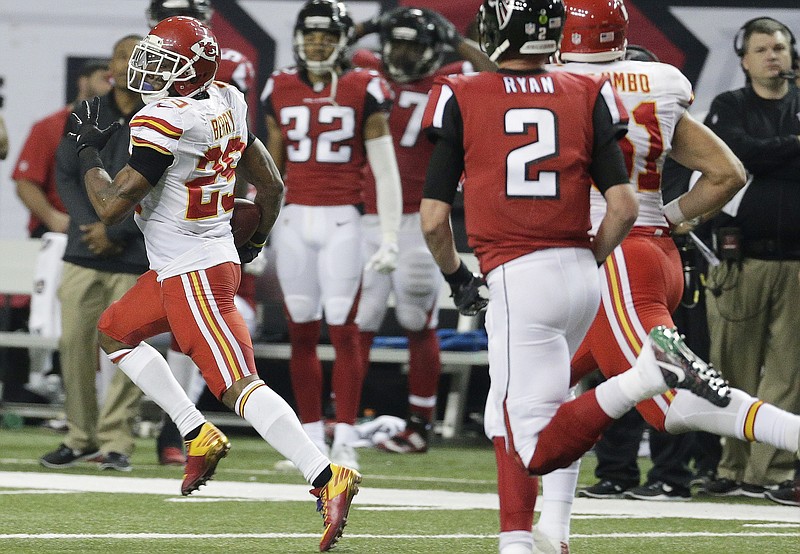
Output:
[
  {"left": 706, "top": 258, "right": 800, "bottom": 485},
  {"left": 59, "top": 262, "right": 142, "bottom": 455}
]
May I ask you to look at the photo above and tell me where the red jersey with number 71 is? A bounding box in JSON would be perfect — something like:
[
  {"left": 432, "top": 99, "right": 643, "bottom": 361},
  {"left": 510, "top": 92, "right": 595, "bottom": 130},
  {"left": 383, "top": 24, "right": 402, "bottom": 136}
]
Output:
[
  {"left": 261, "top": 67, "right": 392, "bottom": 206},
  {"left": 423, "top": 70, "right": 628, "bottom": 275}
]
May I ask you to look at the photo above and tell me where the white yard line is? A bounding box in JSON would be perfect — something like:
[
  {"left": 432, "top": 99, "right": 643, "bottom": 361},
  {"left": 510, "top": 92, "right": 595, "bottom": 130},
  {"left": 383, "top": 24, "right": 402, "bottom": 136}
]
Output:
[
  {"left": 0, "top": 532, "right": 798, "bottom": 540},
  {"left": 0, "top": 471, "right": 798, "bottom": 524}
]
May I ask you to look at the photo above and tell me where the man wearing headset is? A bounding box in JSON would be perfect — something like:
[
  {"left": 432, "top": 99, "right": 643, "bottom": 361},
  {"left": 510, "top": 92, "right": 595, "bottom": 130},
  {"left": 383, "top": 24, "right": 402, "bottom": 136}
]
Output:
[{"left": 703, "top": 17, "right": 800, "bottom": 505}]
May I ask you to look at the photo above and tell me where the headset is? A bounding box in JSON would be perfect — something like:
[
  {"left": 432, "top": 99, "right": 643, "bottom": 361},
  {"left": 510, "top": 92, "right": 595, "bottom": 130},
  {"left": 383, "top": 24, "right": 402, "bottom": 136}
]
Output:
[
  {"left": 734, "top": 16, "right": 797, "bottom": 59},
  {"left": 734, "top": 17, "right": 798, "bottom": 79}
]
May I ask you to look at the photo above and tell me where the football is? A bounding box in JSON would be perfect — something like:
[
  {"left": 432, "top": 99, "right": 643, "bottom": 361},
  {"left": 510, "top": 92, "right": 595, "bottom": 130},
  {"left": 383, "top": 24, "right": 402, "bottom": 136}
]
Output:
[{"left": 231, "top": 198, "right": 262, "bottom": 247}]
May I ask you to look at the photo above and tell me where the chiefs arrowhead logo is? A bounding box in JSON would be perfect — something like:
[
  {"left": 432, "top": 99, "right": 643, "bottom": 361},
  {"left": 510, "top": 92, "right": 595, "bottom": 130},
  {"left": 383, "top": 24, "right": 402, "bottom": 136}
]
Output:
[{"left": 192, "top": 38, "right": 218, "bottom": 61}]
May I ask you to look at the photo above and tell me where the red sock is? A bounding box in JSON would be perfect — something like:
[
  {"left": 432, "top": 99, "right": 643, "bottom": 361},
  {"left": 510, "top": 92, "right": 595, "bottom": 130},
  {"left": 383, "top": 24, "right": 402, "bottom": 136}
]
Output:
[
  {"left": 494, "top": 436, "right": 538, "bottom": 532},
  {"left": 529, "top": 389, "right": 613, "bottom": 475},
  {"left": 328, "top": 323, "right": 363, "bottom": 425},
  {"left": 287, "top": 319, "right": 323, "bottom": 423},
  {"left": 407, "top": 328, "right": 441, "bottom": 422},
  {"left": 359, "top": 331, "right": 375, "bottom": 380}
]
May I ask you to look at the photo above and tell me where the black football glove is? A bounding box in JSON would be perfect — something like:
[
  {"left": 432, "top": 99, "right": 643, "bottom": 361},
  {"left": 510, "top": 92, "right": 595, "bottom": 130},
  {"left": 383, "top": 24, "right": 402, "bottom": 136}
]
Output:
[
  {"left": 237, "top": 231, "right": 268, "bottom": 264},
  {"left": 70, "top": 96, "right": 121, "bottom": 154},
  {"left": 444, "top": 260, "right": 488, "bottom": 316}
]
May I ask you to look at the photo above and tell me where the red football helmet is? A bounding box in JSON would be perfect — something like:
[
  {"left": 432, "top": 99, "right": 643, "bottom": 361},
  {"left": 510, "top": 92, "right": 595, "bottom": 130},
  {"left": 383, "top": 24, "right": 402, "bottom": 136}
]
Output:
[
  {"left": 128, "top": 16, "right": 219, "bottom": 103},
  {"left": 559, "top": 0, "right": 629, "bottom": 62}
]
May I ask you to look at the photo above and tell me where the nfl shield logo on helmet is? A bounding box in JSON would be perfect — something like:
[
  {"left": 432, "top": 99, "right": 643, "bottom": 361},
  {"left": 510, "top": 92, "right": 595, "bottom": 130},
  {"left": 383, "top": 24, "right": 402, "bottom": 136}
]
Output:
[
  {"left": 525, "top": 22, "right": 536, "bottom": 35},
  {"left": 571, "top": 32, "right": 582, "bottom": 45}
]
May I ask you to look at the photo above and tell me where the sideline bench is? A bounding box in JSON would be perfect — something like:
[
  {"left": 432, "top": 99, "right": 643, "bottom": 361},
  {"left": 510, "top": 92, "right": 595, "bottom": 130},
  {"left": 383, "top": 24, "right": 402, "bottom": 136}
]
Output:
[{"left": 0, "top": 238, "right": 488, "bottom": 438}]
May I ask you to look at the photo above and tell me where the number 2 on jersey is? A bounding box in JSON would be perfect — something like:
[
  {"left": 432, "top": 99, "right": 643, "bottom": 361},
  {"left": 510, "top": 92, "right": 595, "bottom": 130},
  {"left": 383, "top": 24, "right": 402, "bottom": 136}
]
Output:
[{"left": 504, "top": 108, "right": 559, "bottom": 198}]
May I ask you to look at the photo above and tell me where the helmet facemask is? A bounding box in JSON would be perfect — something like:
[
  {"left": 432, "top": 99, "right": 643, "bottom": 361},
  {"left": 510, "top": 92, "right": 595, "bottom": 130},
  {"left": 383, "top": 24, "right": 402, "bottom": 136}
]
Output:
[
  {"left": 128, "top": 36, "right": 197, "bottom": 103},
  {"left": 294, "top": 28, "right": 349, "bottom": 76},
  {"left": 383, "top": 39, "right": 438, "bottom": 83},
  {"left": 379, "top": 8, "right": 444, "bottom": 83}
]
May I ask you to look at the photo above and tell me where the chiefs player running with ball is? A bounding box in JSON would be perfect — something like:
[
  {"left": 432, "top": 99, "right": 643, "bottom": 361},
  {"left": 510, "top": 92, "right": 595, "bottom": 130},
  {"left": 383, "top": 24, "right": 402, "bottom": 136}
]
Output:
[{"left": 73, "top": 16, "right": 359, "bottom": 552}]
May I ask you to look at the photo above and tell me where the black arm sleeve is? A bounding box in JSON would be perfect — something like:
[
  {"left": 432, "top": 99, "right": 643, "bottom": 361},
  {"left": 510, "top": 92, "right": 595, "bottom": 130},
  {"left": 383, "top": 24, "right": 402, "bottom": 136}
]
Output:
[
  {"left": 423, "top": 85, "right": 464, "bottom": 204},
  {"left": 423, "top": 138, "right": 464, "bottom": 204},
  {"left": 589, "top": 91, "right": 629, "bottom": 194},
  {"left": 127, "top": 145, "right": 174, "bottom": 187}
]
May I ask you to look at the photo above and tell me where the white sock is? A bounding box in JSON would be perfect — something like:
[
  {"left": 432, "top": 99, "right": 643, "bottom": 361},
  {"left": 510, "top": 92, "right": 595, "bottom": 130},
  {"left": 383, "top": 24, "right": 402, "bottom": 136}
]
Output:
[
  {"left": 302, "top": 420, "right": 328, "bottom": 454},
  {"left": 617, "top": 342, "right": 670, "bottom": 401},
  {"left": 499, "top": 530, "right": 533, "bottom": 554},
  {"left": 666, "top": 388, "right": 800, "bottom": 453},
  {"left": 166, "top": 348, "right": 198, "bottom": 392},
  {"left": 236, "top": 381, "right": 329, "bottom": 485},
  {"left": 113, "top": 342, "right": 205, "bottom": 436},
  {"left": 594, "top": 375, "right": 639, "bottom": 419},
  {"left": 332, "top": 422, "right": 359, "bottom": 449},
  {"left": 538, "top": 459, "right": 579, "bottom": 543}
]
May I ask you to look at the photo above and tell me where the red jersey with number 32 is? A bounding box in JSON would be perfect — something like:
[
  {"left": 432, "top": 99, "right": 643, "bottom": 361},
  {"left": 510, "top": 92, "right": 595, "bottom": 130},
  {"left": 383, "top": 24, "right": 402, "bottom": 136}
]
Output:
[
  {"left": 352, "top": 49, "right": 472, "bottom": 214},
  {"left": 424, "top": 71, "right": 628, "bottom": 275},
  {"left": 262, "top": 67, "right": 392, "bottom": 206}
]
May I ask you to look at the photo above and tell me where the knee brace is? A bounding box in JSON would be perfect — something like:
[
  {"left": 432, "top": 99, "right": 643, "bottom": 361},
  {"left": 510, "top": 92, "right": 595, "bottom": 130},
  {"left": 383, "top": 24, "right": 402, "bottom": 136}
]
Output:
[
  {"left": 324, "top": 297, "right": 355, "bottom": 326},
  {"left": 284, "top": 295, "right": 321, "bottom": 324},
  {"left": 395, "top": 304, "right": 429, "bottom": 332}
]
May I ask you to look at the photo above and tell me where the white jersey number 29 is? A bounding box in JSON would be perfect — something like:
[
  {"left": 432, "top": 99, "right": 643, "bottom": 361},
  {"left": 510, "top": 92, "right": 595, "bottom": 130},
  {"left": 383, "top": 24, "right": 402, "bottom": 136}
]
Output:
[{"left": 504, "top": 108, "right": 558, "bottom": 198}]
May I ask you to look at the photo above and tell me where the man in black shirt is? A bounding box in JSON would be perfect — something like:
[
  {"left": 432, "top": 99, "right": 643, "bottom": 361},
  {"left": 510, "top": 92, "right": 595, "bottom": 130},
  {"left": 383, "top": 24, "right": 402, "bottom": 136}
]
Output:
[
  {"left": 39, "top": 35, "right": 148, "bottom": 472},
  {"left": 704, "top": 17, "right": 800, "bottom": 503}
]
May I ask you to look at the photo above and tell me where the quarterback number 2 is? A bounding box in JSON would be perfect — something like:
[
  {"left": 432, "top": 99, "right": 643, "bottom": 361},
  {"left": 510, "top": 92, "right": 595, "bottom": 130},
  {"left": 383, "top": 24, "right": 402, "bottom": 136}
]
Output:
[
  {"left": 504, "top": 108, "right": 558, "bottom": 198},
  {"left": 281, "top": 105, "right": 356, "bottom": 163}
]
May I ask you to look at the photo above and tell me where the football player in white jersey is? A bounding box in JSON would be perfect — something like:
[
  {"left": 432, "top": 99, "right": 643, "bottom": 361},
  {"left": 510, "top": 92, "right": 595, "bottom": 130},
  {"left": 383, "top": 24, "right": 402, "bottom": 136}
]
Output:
[
  {"left": 71, "top": 16, "right": 359, "bottom": 552},
  {"left": 502, "top": 1, "right": 800, "bottom": 551}
]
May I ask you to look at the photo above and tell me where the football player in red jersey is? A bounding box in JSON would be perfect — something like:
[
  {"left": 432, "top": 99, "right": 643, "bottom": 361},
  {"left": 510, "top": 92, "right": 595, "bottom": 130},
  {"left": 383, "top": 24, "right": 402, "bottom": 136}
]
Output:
[
  {"left": 520, "top": 0, "right": 799, "bottom": 546},
  {"left": 350, "top": 7, "right": 495, "bottom": 453},
  {"left": 73, "top": 17, "right": 360, "bottom": 551},
  {"left": 421, "top": 1, "right": 732, "bottom": 553},
  {"left": 261, "top": 0, "right": 402, "bottom": 470}
]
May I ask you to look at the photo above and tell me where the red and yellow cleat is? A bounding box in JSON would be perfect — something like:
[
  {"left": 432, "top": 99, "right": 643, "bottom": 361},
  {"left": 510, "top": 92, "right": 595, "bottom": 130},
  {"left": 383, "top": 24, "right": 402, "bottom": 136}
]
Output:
[
  {"left": 181, "top": 422, "right": 231, "bottom": 496},
  {"left": 310, "top": 464, "right": 362, "bottom": 551}
]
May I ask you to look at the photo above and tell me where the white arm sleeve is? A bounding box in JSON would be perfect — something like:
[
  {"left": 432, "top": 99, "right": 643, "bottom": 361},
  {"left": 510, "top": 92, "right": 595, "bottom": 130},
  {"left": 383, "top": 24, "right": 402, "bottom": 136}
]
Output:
[{"left": 365, "top": 134, "right": 402, "bottom": 244}]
